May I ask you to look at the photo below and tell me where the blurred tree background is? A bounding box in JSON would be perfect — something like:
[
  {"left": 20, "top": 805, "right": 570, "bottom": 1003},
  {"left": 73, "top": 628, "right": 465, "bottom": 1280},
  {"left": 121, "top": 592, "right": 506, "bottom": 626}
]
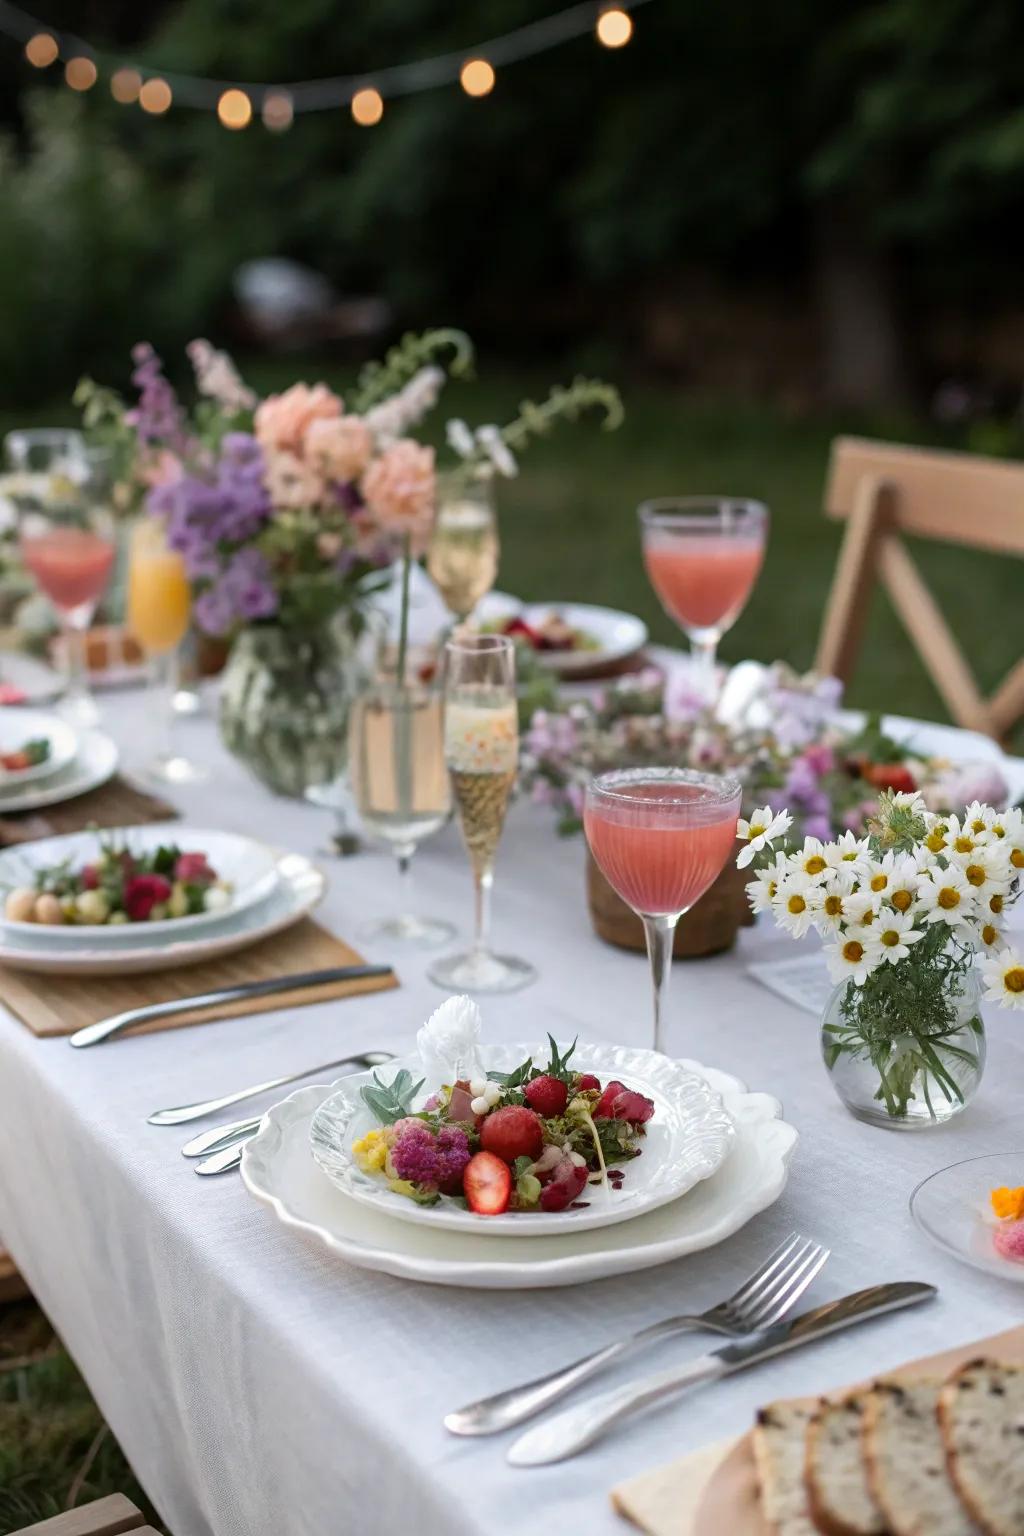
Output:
[{"left": 2, "top": 0, "right": 1024, "bottom": 411}]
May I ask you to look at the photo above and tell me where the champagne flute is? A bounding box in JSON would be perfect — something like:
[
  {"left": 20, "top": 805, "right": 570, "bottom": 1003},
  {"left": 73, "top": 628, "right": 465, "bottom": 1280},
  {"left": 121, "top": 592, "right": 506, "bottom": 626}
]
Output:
[
  {"left": 583, "top": 767, "right": 742, "bottom": 1054},
  {"left": 8, "top": 431, "right": 116, "bottom": 727},
  {"left": 426, "top": 470, "right": 500, "bottom": 625},
  {"left": 348, "top": 681, "right": 456, "bottom": 948},
  {"left": 428, "top": 634, "right": 536, "bottom": 993},
  {"left": 639, "top": 498, "right": 768, "bottom": 701},
  {"left": 126, "top": 517, "right": 207, "bottom": 783}
]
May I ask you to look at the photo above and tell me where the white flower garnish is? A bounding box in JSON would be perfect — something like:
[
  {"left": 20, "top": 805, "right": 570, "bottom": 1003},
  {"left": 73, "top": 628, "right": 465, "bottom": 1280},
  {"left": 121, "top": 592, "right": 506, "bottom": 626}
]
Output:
[
  {"left": 417, "top": 994, "right": 483, "bottom": 1083},
  {"left": 736, "top": 806, "right": 792, "bottom": 868}
]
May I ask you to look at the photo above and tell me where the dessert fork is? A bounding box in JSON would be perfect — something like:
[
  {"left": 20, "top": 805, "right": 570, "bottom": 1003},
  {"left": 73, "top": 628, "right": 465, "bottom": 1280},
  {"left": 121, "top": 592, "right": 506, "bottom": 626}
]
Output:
[{"left": 444, "top": 1231, "right": 828, "bottom": 1435}]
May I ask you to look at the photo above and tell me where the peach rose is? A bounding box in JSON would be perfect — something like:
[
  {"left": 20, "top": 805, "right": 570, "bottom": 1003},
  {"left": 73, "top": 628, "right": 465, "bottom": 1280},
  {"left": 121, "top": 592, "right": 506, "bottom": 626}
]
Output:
[
  {"left": 304, "top": 414, "right": 372, "bottom": 483},
  {"left": 264, "top": 448, "right": 325, "bottom": 510},
  {"left": 361, "top": 439, "right": 436, "bottom": 555},
  {"left": 254, "top": 383, "right": 342, "bottom": 455}
]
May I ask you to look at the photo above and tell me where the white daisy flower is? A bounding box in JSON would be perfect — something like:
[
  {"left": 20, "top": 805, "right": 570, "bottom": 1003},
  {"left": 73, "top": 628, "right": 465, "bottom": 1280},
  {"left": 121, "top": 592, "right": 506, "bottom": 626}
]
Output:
[
  {"left": 866, "top": 909, "right": 926, "bottom": 965},
  {"left": 792, "top": 836, "right": 832, "bottom": 883},
  {"left": 845, "top": 890, "right": 882, "bottom": 930},
  {"left": 955, "top": 842, "right": 1012, "bottom": 896},
  {"left": 736, "top": 806, "right": 792, "bottom": 868},
  {"left": 770, "top": 872, "right": 818, "bottom": 937},
  {"left": 825, "top": 933, "right": 881, "bottom": 986},
  {"left": 745, "top": 852, "right": 788, "bottom": 915},
  {"left": 986, "top": 805, "right": 1024, "bottom": 846},
  {"left": 961, "top": 801, "right": 997, "bottom": 841},
  {"left": 861, "top": 848, "right": 903, "bottom": 899},
  {"left": 890, "top": 789, "right": 928, "bottom": 815},
  {"left": 808, "top": 868, "right": 857, "bottom": 935},
  {"left": 944, "top": 814, "right": 984, "bottom": 860},
  {"left": 823, "top": 831, "right": 869, "bottom": 873},
  {"left": 980, "top": 945, "right": 1024, "bottom": 1010},
  {"left": 923, "top": 818, "right": 950, "bottom": 855},
  {"left": 975, "top": 917, "right": 1005, "bottom": 951},
  {"left": 983, "top": 887, "right": 1011, "bottom": 924},
  {"left": 915, "top": 864, "right": 976, "bottom": 929}
]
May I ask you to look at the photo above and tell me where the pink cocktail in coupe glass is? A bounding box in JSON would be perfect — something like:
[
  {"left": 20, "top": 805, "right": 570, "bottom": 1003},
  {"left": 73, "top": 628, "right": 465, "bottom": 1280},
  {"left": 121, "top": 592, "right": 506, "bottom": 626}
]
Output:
[
  {"left": 639, "top": 497, "right": 768, "bottom": 699},
  {"left": 584, "top": 767, "right": 742, "bottom": 1054}
]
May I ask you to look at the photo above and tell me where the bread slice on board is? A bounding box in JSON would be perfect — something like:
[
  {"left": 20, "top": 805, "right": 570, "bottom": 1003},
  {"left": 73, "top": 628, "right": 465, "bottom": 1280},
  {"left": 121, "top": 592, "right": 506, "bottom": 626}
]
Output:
[
  {"left": 939, "top": 1357, "right": 1024, "bottom": 1536},
  {"left": 863, "top": 1378, "right": 976, "bottom": 1536},
  {"left": 752, "top": 1398, "right": 819, "bottom": 1536},
  {"left": 805, "top": 1392, "right": 887, "bottom": 1536}
]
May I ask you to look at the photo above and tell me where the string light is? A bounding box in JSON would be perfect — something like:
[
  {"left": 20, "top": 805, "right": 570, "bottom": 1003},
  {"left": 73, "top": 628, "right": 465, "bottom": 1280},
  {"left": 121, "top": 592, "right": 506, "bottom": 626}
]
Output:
[
  {"left": 217, "top": 87, "right": 252, "bottom": 129},
  {"left": 460, "top": 58, "right": 495, "bottom": 97},
  {"left": 23, "top": 30, "right": 56, "bottom": 66},
  {"left": 261, "top": 90, "right": 293, "bottom": 131},
  {"left": 351, "top": 87, "right": 383, "bottom": 126},
  {"left": 64, "top": 55, "right": 96, "bottom": 90},
  {"left": 138, "top": 76, "right": 172, "bottom": 114},
  {"left": 596, "top": 6, "right": 633, "bottom": 46},
  {"left": 110, "top": 66, "right": 141, "bottom": 103}
]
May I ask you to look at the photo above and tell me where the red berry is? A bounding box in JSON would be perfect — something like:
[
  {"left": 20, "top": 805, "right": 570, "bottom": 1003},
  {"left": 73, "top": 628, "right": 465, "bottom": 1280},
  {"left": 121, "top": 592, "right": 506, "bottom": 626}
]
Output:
[
  {"left": 594, "top": 1080, "right": 655, "bottom": 1123},
  {"left": 81, "top": 864, "right": 100, "bottom": 890},
  {"left": 463, "top": 1152, "right": 512, "bottom": 1215},
  {"left": 123, "top": 874, "right": 172, "bottom": 922},
  {"left": 524, "top": 1075, "right": 569, "bottom": 1117},
  {"left": 539, "top": 1159, "right": 589, "bottom": 1211},
  {"left": 576, "top": 1073, "right": 601, "bottom": 1093},
  {"left": 479, "top": 1105, "right": 544, "bottom": 1164}
]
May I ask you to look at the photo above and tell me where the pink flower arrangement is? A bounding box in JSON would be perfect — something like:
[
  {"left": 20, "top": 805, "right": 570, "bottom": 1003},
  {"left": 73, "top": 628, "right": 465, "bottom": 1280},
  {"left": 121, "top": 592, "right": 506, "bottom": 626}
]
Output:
[
  {"left": 361, "top": 438, "right": 437, "bottom": 557},
  {"left": 253, "top": 382, "right": 342, "bottom": 455}
]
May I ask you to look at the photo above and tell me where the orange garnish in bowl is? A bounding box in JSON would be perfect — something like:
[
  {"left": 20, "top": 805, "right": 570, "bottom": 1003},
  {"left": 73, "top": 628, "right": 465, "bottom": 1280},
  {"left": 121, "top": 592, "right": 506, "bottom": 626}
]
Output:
[{"left": 990, "top": 1186, "right": 1024, "bottom": 1220}]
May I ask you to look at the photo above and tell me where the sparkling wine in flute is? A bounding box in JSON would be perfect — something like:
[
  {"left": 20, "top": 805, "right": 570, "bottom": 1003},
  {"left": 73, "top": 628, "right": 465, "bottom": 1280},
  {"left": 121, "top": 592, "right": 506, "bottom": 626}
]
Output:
[
  {"left": 427, "top": 500, "right": 500, "bottom": 620},
  {"left": 449, "top": 765, "right": 516, "bottom": 874}
]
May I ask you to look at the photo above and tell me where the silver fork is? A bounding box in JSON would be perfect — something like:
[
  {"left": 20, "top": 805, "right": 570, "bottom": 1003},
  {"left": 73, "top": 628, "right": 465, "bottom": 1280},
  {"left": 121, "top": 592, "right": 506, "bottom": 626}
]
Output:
[{"left": 444, "top": 1232, "right": 829, "bottom": 1436}]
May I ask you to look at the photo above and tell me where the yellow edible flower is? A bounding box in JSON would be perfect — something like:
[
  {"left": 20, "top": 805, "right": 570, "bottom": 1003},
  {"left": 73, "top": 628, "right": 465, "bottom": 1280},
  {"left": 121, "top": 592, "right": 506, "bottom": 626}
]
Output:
[
  {"left": 990, "top": 1185, "right": 1024, "bottom": 1220},
  {"left": 353, "top": 1128, "right": 390, "bottom": 1175}
]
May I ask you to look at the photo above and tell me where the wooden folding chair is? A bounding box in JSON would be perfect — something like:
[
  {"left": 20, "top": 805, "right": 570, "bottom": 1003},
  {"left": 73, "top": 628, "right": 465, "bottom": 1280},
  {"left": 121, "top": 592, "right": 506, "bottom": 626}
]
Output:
[
  {"left": 9, "top": 1495, "right": 154, "bottom": 1536},
  {"left": 815, "top": 436, "right": 1024, "bottom": 741}
]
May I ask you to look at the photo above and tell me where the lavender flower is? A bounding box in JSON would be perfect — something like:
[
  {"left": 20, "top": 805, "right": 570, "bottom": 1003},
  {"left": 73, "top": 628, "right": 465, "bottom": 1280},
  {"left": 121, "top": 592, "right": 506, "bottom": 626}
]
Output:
[{"left": 128, "top": 343, "right": 190, "bottom": 453}]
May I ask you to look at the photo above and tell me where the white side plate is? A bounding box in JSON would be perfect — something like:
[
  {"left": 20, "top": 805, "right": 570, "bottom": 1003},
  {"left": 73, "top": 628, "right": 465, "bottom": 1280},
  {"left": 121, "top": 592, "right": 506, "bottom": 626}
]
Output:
[
  {"left": 0, "top": 729, "right": 118, "bottom": 813},
  {"left": 0, "top": 708, "right": 78, "bottom": 785},
  {"left": 478, "top": 596, "right": 648, "bottom": 676}
]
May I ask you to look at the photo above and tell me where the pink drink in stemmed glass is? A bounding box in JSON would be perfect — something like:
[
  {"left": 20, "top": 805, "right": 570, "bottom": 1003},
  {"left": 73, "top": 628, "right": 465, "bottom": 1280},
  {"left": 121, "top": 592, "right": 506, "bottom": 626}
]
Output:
[
  {"left": 584, "top": 768, "right": 742, "bottom": 1054},
  {"left": 21, "top": 528, "right": 115, "bottom": 617},
  {"left": 639, "top": 498, "right": 768, "bottom": 699}
]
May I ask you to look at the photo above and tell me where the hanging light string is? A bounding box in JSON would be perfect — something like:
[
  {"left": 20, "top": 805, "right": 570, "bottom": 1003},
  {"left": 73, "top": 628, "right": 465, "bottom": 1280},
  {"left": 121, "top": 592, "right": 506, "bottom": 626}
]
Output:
[{"left": 0, "top": 0, "right": 647, "bottom": 126}]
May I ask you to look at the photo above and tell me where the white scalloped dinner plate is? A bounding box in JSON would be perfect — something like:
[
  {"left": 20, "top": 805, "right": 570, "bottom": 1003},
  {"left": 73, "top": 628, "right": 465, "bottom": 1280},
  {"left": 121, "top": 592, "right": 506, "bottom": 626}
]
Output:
[
  {"left": 0, "top": 729, "right": 118, "bottom": 813},
  {"left": 0, "top": 708, "right": 78, "bottom": 786},
  {"left": 242, "top": 1063, "right": 797, "bottom": 1288},
  {"left": 309, "top": 1043, "right": 734, "bottom": 1237}
]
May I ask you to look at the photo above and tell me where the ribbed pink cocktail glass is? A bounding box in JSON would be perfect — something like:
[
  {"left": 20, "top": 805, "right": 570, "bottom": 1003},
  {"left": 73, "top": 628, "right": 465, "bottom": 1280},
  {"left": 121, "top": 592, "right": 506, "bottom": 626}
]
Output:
[{"left": 584, "top": 767, "right": 742, "bottom": 1054}]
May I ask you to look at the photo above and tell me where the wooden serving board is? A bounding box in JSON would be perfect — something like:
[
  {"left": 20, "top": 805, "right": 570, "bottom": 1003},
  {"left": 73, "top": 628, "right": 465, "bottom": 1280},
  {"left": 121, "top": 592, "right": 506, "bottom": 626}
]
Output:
[{"left": 612, "top": 1324, "right": 1024, "bottom": 1535}]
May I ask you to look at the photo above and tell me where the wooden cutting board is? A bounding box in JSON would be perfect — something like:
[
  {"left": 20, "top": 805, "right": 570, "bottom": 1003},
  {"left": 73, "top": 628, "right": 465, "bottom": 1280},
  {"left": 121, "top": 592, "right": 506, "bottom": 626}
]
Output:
[
  {"left": 612, "top": 1324, "right": 1024, "bottom": 1535},
  {"left": 0, "top": 918, "right": 398, "bottom": 1038}
]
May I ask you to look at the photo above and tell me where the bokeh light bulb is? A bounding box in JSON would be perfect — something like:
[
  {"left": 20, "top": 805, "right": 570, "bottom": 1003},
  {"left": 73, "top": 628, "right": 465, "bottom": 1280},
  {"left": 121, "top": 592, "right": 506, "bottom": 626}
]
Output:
[
  {"left": 110, "top": 67, "right": 141, "bottom": 104},
  {"left": 25, "top": 33, "right": 58, "bottom": 68},
  {"left": 262, "top": 91, "right": 294, "bottom": 131},
  {"left": 139, "top": 77, "right": 173, "bottom": 115},
  {"left": 351, "top": 87, "right": 384, "bottom": 126},
  {"left": 64, "top": 56, "right": 97, "bottom": 91},
  {"left": 460, "top": 58, "right": 495, "bottom": 97},
  {"left": 218, "top": 88, "right": 252, "bottom": 130},
  {"left": 596, "top": 7, "right": 633, "bottom": 47}
]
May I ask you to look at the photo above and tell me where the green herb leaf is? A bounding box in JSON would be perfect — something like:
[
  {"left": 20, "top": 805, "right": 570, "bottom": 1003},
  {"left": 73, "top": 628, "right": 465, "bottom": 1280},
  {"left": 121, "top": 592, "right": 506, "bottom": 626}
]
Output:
[{"left": 359, "top": 1069, "right": 425, "bottom": 1125}]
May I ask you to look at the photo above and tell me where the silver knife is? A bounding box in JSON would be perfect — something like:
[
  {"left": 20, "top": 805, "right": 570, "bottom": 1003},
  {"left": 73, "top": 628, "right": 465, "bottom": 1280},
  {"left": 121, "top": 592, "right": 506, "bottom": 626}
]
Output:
[
  {"left": 67, "top": 966, "right": 396, "bottom": 1048},
  {"left": 506, "top": 1281, "right": 936, "bottom": 1466}
]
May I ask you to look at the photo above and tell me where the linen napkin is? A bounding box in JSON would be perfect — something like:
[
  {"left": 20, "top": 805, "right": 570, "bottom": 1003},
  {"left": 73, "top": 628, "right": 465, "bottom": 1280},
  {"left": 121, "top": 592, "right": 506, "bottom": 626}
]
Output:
[{"left": 747, "top": 954, "right": 833, "bottom": 1017}]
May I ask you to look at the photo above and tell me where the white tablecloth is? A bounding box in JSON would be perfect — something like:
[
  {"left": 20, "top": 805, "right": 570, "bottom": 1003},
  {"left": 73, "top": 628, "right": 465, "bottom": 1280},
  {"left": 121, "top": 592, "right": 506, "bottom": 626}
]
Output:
[{"left": 0, "top": 692, "right": 1022, "bottom": 1536}]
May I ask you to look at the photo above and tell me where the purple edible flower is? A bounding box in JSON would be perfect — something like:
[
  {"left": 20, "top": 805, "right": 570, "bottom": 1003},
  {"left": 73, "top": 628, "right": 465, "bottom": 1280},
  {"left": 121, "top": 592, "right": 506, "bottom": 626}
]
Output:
[
  {"left": 388, "top": 1119, "right": 470, "bottom": 1190},
  {"left": 129, "top": 343, "right": 190, "bottom": 453}
]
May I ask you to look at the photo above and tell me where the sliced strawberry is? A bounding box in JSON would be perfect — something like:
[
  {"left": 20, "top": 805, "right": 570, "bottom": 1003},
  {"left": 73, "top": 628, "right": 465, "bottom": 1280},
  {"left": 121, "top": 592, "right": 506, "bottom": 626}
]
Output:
[
  {"left": 2, "top": 751, "right": 30, "bottom": 771},
  {"left": 594, "top": 1080, "right": 655, "bottom": 1123},
  {"left": 480, "top": 1105, "right": 544, "bottom": 1164},
  {"left": 593, "top": 1080, "right": 628, "bottom": 1117},
  {"left": 524, "top": 1074, "right": 569, "bottom": 1117},
  {"left": 463, "top": 1151, "right": 512, "bottom": 1215},
  {"left": 539, "top": 1158, "right": 589, "bottom": 1212},
  {"left": 576, "top": 1073, "right": 601, "bottom": 1093},
  {"left": 446, "top": 1080, "right": 477, "bottom": 1124}
]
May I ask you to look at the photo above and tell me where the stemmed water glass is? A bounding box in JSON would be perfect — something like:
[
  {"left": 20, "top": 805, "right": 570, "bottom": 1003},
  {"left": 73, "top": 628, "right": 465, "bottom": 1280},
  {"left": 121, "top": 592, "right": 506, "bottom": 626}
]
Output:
[
  {"left": 583, "top": 767, "right": 742, "bottom": 1054},
  {"left": 348, "top": 681, "right": 456, "bottom": 948},
  {"left": 428, "top": 633, "right": 536, "bottom": 993},
  {"left": 639, "top": 498, "right": 768, "bottom": 700},
  {"left": 7, "top": 430, "right": 116, "bottom": 728},
  {"left": 426, "top": 470, "right": 500, "bottom": 626}
]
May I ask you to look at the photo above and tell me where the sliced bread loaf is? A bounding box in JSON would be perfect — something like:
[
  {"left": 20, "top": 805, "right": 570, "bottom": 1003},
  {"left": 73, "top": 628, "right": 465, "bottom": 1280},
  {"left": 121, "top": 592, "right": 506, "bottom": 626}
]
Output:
[
  {"left": 805, "top": 1392, "right": 887, "bottom": 1536},
  {"left": 863, "top": 1378, "right": 976, "bottom": 1536},
  {"left": 753, "top": 1398, "right": 820, "bottom": 1536},
  {"left": 939, "top": 1357, "right": 1024, "bottom": 1536}
]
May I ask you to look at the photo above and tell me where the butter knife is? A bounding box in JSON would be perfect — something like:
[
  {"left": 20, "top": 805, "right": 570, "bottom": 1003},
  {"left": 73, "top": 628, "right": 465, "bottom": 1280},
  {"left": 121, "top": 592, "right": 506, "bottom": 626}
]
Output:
[
  {"left": 68, "top": 965, "right": 396, "bottom": 1048},
  {"left": 506, "top": 1281, "right": 936, "bottom": 1466}
]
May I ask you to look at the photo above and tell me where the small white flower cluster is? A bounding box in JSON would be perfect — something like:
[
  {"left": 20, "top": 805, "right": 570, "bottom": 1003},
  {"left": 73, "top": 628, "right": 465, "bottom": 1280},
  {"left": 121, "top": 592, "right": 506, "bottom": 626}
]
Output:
[
  {"left": 468, "top": 1076, "right": 502, "bottom": 1116},
  {"left": 740, "top": 797, "right": 1024, "bottom": 1005},
  {"left": 445, "top": 418, "right": 518, "bottom": 478},
  {"left": 186, "top": 338, "right": 257, "bottom": 413},
  {"left": 365, "top": 366, "right": 445, "bottom": 447}
]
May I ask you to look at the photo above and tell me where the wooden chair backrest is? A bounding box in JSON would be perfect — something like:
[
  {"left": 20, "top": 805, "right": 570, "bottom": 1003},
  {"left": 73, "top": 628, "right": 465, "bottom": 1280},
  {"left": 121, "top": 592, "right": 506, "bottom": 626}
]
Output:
[
  {"left": 13, "top": 1494, "right": 148, "bottom": 1536},
  {"left": 815, "top": 436, "right": 1024, "bottom": 740}
]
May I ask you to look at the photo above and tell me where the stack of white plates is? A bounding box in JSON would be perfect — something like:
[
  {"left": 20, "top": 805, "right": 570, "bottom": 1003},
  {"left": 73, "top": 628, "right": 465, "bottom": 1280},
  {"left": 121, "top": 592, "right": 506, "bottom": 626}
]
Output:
[
  {"left": 0, "top": 825, "right": 326, "bottom": 975},
  {"left": 0, "top": 708, "right": 119, "bottom": 815}
]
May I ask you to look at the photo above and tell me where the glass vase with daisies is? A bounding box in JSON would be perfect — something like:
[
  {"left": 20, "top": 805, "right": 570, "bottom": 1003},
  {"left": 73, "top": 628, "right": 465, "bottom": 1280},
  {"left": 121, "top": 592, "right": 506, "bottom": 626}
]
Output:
[{"left": 738, "top": 791, "right": 1024, "bottom": 1129}]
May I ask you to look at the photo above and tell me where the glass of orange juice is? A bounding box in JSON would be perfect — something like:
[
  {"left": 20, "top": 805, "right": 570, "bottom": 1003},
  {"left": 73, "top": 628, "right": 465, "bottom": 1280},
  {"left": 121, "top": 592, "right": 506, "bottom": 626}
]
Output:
[{"left": 127, "top": 518, "right": 207, "bottom": 783}]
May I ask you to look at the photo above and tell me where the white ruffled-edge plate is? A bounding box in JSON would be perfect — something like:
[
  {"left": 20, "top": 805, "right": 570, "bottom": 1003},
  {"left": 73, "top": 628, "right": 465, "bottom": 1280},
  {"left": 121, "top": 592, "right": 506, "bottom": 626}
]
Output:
[
  {"left": 242, "top": 1063, "right": 797, "bottom": 1289},
  {"left": 0, "top": 728, "right": 117, "bottom": 813},
  {"left": 0, "top": 708, "right": 78, "bottom": 785},
  {"left": 477, "top": 596, "right": 648, "bottom": 676},
  {"left": 309, "top": 1043, "right": 734, "bottom": 1237},
  {"left": 0, "top": 826, "right": 279, "bottom": 943},
  {"left": 0, "top": 849, "right": 324, "bottom": 974}
]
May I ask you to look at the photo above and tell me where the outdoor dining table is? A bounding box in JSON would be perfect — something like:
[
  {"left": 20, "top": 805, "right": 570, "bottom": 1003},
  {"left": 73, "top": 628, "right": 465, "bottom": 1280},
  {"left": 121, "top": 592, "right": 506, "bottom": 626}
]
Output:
[{"left": 0, "top": 685, "right": 1022, "bottom": 1536}]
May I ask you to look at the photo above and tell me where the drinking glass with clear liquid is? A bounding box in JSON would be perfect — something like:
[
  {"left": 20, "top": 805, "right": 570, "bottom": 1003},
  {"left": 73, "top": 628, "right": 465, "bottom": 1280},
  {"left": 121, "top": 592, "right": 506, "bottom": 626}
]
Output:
[
  {"left": 127, "top": 517, "right": 208, "bottom": 783},
  {"left": 426, "top": 471, "right": 500, "bottom": 623},
  {"left": 428, "top": 634, "right": 536, "bottom": 993},
  {"left": 348, "top": 683, "right": 456, "bottom": 949}
]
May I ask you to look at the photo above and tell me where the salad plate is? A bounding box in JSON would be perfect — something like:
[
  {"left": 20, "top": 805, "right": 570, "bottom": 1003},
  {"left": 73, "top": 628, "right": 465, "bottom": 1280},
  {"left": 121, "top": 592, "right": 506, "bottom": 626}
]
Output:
[
  {"left": 0, "top": 729, "right": 118, "bottom": 813},
  {"left": 478, "top": 596, "right": 648, "bottom": 676},
  {"left": 0, "top": 826, "right": 279, "bottom": 942},
  {"left": 910, "top": 1152, "right": 1024, "bottom": 1285},
  {"left": 243, "top": 1063, "right": 797, "bottom": 1289},
  {"left": 309, "top": 1041, "right": 735, "bottom": 1236},
  {"left": 0, "top": 848, "right": 324, "bottom": 974},
  {"left": 0, "top": 708, "right": 78, "bottom": 786}
]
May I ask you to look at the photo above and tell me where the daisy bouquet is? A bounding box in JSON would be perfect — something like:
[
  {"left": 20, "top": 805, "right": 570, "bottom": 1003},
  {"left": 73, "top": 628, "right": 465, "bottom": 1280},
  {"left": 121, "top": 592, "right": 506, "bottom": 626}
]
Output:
[{"left": 739, "top": 791, "right": 1023, "bottom": 1123}]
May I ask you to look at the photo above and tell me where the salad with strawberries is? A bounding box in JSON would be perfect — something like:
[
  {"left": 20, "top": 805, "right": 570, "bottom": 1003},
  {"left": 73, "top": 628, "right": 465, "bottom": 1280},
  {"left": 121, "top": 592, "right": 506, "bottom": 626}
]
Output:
[
  {"left": 352, "top": 1035, "right": 655, "bottom": 1217},
  {"left": 2, "top": 837, "right": 233, "bottom": 926}
]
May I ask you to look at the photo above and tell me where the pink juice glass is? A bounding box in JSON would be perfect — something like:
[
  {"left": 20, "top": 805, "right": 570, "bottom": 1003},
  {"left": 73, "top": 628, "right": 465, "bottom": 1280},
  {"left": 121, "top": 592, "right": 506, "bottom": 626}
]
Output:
[
  {"left": 639, "top": 498, "right": 768, "bottom": 699},
  {"left": 584, "top": 768, "right": 742, "bottom": 1054}
]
